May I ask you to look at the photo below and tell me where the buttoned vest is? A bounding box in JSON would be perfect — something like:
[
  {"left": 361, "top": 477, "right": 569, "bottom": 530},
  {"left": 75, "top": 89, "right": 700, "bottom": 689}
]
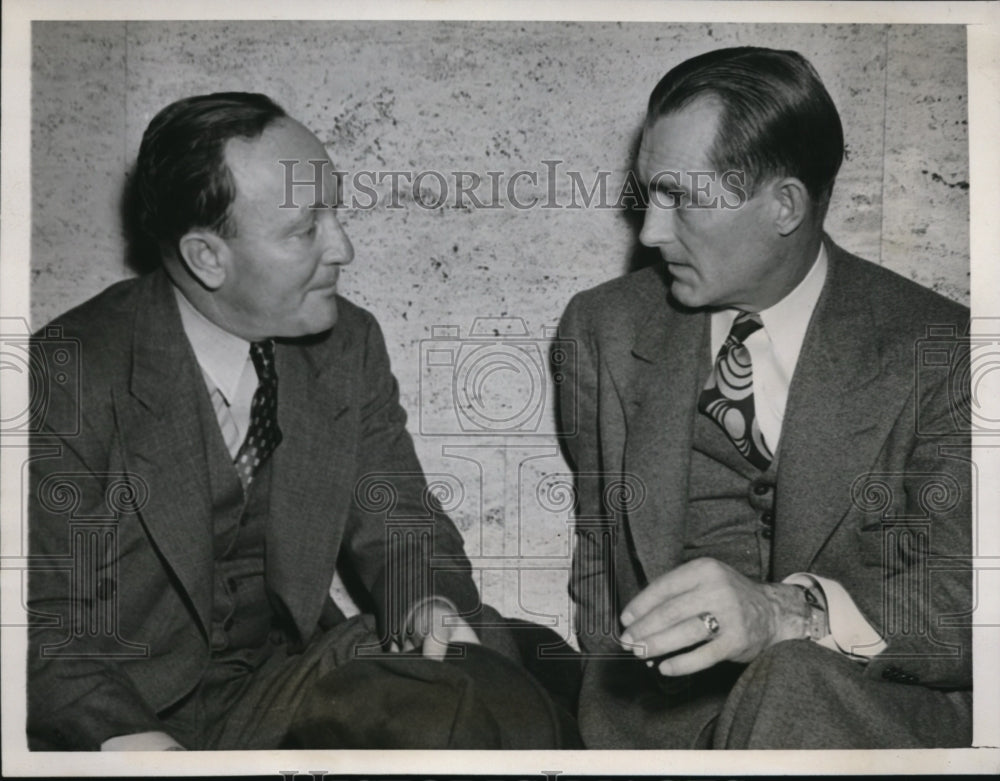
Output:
[
  {"left": 194, "top": 381, "right": 279, "bottom": 663},
  {"left": 683, "top": 407, "right": 779, "bottom": 581}
]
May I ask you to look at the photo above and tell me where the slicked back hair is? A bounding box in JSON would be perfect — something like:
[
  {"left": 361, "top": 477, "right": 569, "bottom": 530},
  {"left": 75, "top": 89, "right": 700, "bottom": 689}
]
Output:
[
  {"left": 133, "top": 92, "right": 287, "bottom": 251},
  {"left": 646, "top": 47, "right": 844, "bottom": 204}
]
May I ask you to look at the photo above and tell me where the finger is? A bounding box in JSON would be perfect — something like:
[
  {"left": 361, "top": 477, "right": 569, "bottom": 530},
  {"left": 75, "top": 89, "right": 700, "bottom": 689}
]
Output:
[
  {"left": 388, "top": 640, "right": 402, "bottom": 653},
  {"left": 446, "top": 620, "right": 481, "bottom": 646},
  {"left": 657, "top": 637, "right": 727, "bottom": 677},
  {"left": 421, "top": 632, "right": 449, "bottom": 662},
  {"left": 619, "top": 592, "right": 699, "bottom": 650},
  {"left": 626, "top": 612, "right": 722, "bottom": 660},
  {"left": 621, "top": 559, "right": 717, "bottom": 626}
]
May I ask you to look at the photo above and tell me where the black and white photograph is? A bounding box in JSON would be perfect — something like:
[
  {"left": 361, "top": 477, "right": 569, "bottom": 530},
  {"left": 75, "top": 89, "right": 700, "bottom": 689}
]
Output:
[{"left": 2, "top": 0, "right": 998, "bottom": 776}]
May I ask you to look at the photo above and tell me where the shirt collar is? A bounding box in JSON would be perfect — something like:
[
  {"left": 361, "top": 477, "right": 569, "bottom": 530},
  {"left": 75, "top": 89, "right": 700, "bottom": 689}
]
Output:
[
  {"left": 757, "top": 243, "right": 828, "bottom": 381},
  {"left": 173, "top": 285, "right": 251, "bottom": 403},
  {"left": 711, "top": 243, "right": 828, "bottom": 380}
]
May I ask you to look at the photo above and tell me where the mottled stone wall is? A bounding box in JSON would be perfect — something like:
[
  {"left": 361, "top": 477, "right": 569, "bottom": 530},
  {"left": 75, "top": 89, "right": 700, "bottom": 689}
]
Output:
[{"left": 30, "top": 21, "right": 969, "bottom": 637}]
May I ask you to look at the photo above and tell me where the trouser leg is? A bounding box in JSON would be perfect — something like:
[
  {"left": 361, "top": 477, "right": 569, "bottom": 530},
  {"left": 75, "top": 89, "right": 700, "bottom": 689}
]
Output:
[
  {"left": 713, "top": 639, "right": 972, "bottom": 749},
  {"left": 578, "top": 657, "right": 744, "bottom": 748}
]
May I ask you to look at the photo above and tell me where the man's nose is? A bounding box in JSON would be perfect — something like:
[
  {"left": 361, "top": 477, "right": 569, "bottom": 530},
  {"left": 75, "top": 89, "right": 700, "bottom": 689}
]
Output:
[
  {"left": 638, "top": 201, "right": 677, "bottom": 248},
  {"left": 320, "top": 210, "right": 354, "bottom": 265}
]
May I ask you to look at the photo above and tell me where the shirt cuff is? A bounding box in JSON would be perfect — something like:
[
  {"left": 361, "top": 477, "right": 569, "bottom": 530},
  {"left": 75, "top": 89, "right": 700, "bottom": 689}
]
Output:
[
  {"left": 783, "top": 572, "right": 888, "bottom": 660},
  {"left": 101, "top": 731, "right": 184, "bottom": 751}
]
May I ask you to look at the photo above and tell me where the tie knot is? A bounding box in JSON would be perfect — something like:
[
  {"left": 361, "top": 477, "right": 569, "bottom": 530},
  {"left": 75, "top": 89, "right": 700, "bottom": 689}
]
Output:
[
  {"left": 249, "top": 340, "right": 276, "bottom": 382},
  {"left": 727, "top": 312, "right": 764, "bottom": 345}
]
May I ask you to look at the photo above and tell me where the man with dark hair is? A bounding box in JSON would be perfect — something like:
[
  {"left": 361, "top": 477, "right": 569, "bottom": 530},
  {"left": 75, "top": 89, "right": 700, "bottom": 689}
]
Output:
[
  {"left": 27, "top": 93, "right": 532, "bottom": 750},
  {"left": 559, "top": 47, "right": 972, "bottom": 748}
]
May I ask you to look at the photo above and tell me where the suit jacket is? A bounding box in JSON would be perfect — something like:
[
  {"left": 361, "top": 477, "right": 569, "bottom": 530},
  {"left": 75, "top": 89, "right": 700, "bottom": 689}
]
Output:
[
  {"left": 27, "top": 269, "right": 485, "bottom": 749},
  {"left": 557, "top": 239, "right": 972, "bottom": 711}
]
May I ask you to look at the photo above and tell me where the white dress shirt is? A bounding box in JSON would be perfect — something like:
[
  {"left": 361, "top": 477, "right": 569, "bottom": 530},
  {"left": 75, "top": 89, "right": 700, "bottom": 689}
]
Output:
[
  {"left": 708, "top": 246, "right": 887, "bottom": 660},
  {"left": 174, "top": 287, "right": 257, "bottom": 458}
]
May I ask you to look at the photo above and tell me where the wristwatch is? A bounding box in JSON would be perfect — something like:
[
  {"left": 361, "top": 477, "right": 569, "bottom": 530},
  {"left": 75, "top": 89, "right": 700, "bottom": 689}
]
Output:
[{"left": 795, "top": 584, "right": 830, "bottom": 642}]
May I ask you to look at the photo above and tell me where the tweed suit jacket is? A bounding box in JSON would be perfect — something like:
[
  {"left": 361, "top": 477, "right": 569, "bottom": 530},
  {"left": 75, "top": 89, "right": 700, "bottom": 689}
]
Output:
[
  {"left": 557, "top": 238, "right": 972, "bottom": 707},
  {"left": 27, "top": 268, "right": 484, "bottom": 750}
]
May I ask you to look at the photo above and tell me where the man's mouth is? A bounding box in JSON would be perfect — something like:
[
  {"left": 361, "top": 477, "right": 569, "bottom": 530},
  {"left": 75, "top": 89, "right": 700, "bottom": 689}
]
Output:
[{"left": 312, "top": 276, "right": 339, "bottom": 293}]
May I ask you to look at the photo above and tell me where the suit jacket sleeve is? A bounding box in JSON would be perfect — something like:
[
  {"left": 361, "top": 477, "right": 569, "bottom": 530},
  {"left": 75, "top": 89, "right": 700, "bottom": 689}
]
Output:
[
  {"left": 338, "top": 312, "right": 482, "bottom": 643},
  {"left": 558, "top": 293, "right": 621, "bottom": 655},
  {"left": 856, "top": 344, "right": 972, "bottom": 689},
  {"left": 27, "top": 362, "right": 168, "bottom": 749}
]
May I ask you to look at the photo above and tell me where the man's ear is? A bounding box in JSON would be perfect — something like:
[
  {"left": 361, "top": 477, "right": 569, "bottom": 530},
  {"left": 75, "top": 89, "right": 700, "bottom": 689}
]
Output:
[
  {"left": 177, "top": 231, "right": 229, "bottom": 290},
  {"left": 771, "top": 177, "right": 811, "bottom": 237}
]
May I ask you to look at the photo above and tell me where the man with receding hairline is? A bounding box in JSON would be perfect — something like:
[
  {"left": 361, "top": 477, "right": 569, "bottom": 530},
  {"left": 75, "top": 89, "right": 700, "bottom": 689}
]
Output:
[
  {"left": 559, "top": 47, "right": 972, "bottom": 748},
  {"left": 27, "top": 93, "right": 530, "bottom": 750}
]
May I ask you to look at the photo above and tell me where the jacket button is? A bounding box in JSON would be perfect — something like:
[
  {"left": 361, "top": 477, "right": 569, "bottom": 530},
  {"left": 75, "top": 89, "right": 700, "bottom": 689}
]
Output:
[
  {"left": 753, "top": 483, "right": 771, "bottom": 496},
  {"left": 882, "top": 666, "right": 901, "bottom": 681}
]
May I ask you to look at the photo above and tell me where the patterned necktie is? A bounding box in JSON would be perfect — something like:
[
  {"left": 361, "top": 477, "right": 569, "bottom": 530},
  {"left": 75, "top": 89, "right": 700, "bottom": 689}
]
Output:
[
  {"left": 698, "top": 312, "right": 773, "bottom": 470},
  {"left": 234, "top": 340, "right": 282, "bottom": 491}
]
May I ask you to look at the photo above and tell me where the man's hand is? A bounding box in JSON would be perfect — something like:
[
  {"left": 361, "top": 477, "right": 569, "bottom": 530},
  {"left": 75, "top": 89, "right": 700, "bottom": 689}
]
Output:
[
  {"left": 619, "top": 557, "right": 809, "bottom": 676},
  {"left": 391, "top": 598, "right": 480, "bottom": 661}
]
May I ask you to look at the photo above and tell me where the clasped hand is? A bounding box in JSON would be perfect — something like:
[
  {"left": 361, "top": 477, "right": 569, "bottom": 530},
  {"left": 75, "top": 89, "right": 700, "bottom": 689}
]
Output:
[
  {"left": 390, "top": 598, "right": 480, "bottom": 660},
  {"left": 619, "top": 557, "right": 800, "bottom": 676}
]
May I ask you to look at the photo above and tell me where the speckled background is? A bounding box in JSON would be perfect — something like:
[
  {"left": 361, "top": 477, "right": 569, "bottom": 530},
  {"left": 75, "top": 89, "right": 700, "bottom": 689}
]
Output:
[{"left": 30, "top": 21, "right": 969, "bottom": 637}]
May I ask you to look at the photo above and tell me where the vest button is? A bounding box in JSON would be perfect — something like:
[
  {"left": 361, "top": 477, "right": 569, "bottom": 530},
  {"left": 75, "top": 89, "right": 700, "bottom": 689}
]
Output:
[
  {"left": 761, "top": 512, "right": 774, "bottom": 525},
  {"left": 210, "top": 627, "right": 228, "bottom": 651},
  {"left": 761, "top": 527, "right": 773, "bottom": 540}
]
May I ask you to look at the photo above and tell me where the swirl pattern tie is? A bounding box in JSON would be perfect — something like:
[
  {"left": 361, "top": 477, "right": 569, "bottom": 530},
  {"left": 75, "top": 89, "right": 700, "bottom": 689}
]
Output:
[
  {"left": 234, "top": 340, "right": 283, "bottom": 491},
  {"left": 697, "top": 312, "right": 773, "bottom": 470}
]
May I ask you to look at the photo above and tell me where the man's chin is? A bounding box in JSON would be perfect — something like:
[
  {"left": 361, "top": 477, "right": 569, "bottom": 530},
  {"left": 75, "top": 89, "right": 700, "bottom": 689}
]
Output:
[
  {"left": 669, "top": 280, "right": 706, "bottom": 309},
  {"left": 277, "top": 304, "right": 339, "bottom": 339},
  {"left": 306, "top": 306, "right": 339, "bottom": 336}
]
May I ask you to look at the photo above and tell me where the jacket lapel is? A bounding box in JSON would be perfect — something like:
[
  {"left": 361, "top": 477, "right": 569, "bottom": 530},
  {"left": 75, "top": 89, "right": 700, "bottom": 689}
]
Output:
[
  {"left": 267, "top": 329, "right": 357, "bottom": 640},
  {"left": 622, "top": 297, "right": 709, "bottom": 584},
  {"left": 114, "top": 271, "right": 215, "bottom": 634},
  {"left": 773, "top": 241, "right": 908, "bottom": 578}
]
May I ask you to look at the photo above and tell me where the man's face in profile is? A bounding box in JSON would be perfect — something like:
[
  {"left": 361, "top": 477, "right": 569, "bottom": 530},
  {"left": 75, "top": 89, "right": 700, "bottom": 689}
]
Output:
[
  {"left": 636, "top": 98, "right": 789, "bottom": 312},
  {"left": 214, "top": 118, "right": 354, "bottom": 339}
]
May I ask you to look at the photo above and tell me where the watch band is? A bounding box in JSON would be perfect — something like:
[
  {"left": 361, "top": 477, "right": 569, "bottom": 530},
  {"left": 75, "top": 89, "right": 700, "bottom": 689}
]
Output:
[{"left": 793, "top": 583, "right": 830, "bottom": 642}]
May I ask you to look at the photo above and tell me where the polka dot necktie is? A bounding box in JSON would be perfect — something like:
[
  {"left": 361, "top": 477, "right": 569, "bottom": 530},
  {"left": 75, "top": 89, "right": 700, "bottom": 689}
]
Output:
[
  {"left": 697, "top": 312, "right": 773, "bottom": 470},
  {"left": 234, "top": 340, "right": 283, "bottom": 491}
]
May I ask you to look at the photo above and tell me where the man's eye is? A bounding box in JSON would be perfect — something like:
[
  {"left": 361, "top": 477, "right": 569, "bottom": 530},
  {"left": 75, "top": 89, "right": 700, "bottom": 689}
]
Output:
[
  {"left": 651, "top": 188, "right": 686, "bottom": 207},
  {"left": 298, "top": 223, "right": 318, "bottom": 239}
]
